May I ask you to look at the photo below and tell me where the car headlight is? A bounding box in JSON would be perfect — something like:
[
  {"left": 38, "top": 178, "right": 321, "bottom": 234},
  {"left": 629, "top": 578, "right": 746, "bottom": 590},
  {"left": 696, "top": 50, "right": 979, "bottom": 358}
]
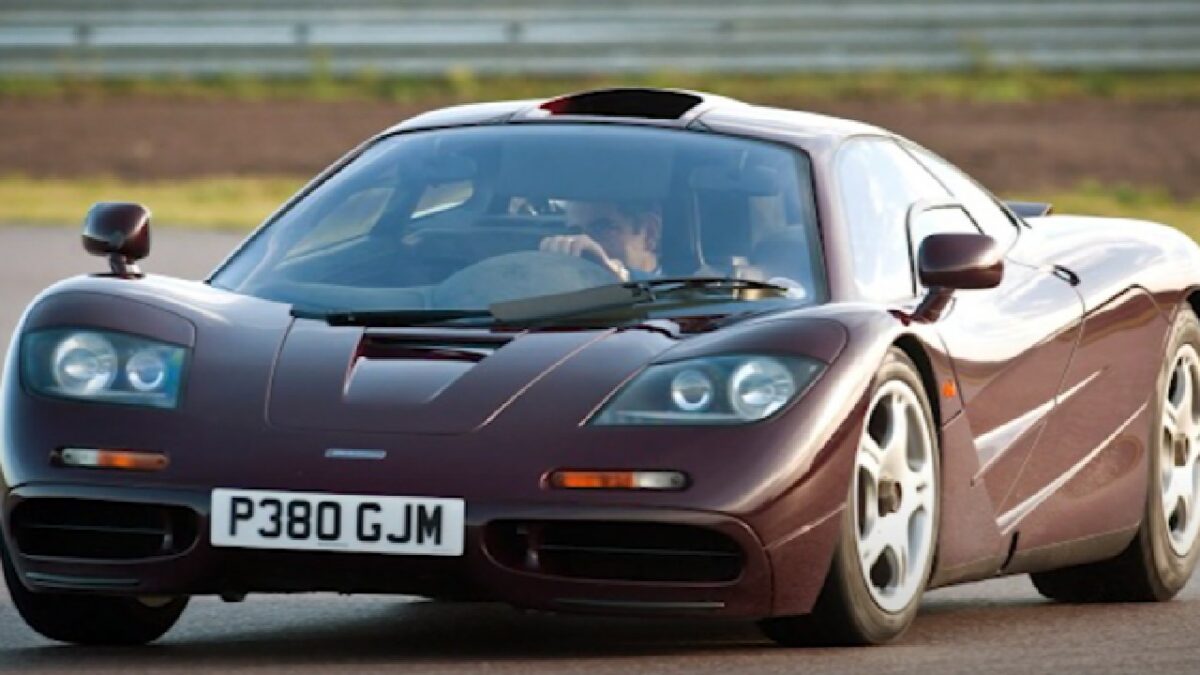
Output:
[
  {"left": 591, "top": 355, "right": 824, "bottom": 426},
  {"left": 22, "top": 329, "right": 188, "bottom": 409}
]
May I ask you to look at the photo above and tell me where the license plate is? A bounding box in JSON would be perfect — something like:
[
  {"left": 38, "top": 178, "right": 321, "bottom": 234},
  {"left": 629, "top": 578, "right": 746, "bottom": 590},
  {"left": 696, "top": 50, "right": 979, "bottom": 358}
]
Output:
[{"left": 210, "top": 488, "right": 465, "bottom": 556}]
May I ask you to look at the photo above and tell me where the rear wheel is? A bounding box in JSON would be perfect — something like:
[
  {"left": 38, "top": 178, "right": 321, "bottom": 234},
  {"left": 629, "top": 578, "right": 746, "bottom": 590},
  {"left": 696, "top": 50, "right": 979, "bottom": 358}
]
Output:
[
  {"left": 2, "top": 541, "right": 187, "bottom": 645},
  {"left": 1031, "top": 306, "right": 1200, "bottom": 602},
  {"left": 761, "top": 348, "right": 940, "bottom": 646}
]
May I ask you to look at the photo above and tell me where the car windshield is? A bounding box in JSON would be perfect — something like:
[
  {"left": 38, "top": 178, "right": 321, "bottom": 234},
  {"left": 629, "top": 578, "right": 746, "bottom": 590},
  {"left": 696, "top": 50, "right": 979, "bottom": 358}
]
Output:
[{"left": 210, "top": 124, "right": 824, "bottom": 320}]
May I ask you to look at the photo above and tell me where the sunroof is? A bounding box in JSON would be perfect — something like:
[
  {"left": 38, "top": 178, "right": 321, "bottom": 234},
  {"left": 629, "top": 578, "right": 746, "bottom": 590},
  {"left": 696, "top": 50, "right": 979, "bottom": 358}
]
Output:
[{"left": 539, "top": 89, "right": 704, "bottom": 120}]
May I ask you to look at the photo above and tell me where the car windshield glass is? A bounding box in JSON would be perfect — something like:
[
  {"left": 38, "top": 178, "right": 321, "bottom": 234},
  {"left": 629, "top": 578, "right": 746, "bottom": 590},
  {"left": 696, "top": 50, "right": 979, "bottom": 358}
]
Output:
[{"left": 210, "top": 124, "right": 824, "bottom": 317}]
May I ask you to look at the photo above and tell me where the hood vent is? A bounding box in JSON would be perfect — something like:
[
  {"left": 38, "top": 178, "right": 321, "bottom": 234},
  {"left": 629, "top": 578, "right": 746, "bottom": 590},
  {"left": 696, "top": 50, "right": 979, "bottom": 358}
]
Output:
[
  {"left": 539, "top": 88, "right": 704, "bottom": 120},
  {"left": 357, "top": 333, "right": 510, "bottom": 363}
]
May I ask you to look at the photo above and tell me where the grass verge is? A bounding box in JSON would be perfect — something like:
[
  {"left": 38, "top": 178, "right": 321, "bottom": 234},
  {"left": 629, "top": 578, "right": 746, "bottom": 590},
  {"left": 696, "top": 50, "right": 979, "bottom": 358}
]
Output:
[
  {"left": 1011, "top": 183, "right": 1200, "bottom": 241},
  {"left": 0, "top": 175, "right": 304, "bottom": 230},
  {"left": 0, "top": 176, "right": 1196, "bottom": 241},
  {"left": 3, "top": 70, "right": 1200, "bottom": 104}
]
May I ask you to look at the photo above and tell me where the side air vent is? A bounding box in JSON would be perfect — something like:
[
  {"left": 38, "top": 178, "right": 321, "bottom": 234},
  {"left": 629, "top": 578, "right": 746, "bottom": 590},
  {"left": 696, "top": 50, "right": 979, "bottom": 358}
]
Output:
[{"left": 539, "top": 88, "right": 704, "bottom": 120}]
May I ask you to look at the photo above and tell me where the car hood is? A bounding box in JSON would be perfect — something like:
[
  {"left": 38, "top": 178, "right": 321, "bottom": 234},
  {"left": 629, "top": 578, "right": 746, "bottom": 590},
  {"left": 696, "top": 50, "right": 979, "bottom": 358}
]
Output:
[
  {"left": 267, "top": 320, "right": 680, "bottom": 434},
  {"left": 19, "top": 276, "right": 846, "bottom": 437}
]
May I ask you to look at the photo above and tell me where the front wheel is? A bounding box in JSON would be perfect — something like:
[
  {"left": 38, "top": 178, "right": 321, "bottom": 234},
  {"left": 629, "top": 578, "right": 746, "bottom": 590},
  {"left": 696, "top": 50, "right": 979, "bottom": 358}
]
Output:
[
  {"left": 761, "top": 348, "right": 940, "bottom": 646},
  {"left": 2, "top": 542, "right": 187, "bottom": 645}
]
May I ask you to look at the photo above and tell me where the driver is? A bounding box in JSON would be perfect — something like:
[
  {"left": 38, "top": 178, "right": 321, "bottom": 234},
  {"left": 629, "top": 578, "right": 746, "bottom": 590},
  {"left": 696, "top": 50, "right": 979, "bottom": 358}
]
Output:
[{"left": 538, "top": 201, "right": 661, "bottom": 282}]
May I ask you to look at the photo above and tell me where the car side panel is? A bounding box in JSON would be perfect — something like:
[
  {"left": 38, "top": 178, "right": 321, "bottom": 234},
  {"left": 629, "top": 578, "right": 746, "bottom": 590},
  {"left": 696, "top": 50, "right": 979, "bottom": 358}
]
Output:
[
  {"left": 932, "top": 259, "right": 1084, "bottom": 518},
  {"left": 995, "top": 217, "right": 1185, "bottom": 567},
  {"left": 927, "top": 410, "right": 1010, "bottom": 586},
  {"left": 1002, "top": 288, "right": 1164, "bottom": 553}
]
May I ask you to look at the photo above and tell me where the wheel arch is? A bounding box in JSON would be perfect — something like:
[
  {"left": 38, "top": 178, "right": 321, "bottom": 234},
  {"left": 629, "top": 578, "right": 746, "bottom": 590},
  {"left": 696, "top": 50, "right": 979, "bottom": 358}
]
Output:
[
  {"left": 891, "top": 333, "right": 942, "bottom": 430},
  {"left": 1185, "top": 288, "right": 1200, "bottom": 321},
  {"left": 889, "top": 330, "right": 969, "bottom": 591}
]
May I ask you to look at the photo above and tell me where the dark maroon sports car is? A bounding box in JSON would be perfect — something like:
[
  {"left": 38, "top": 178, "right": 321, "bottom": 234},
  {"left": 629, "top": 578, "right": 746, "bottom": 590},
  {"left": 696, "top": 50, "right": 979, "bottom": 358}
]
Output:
[{"left": 5, "top": 88, "right": 1200, "bottom": 647}]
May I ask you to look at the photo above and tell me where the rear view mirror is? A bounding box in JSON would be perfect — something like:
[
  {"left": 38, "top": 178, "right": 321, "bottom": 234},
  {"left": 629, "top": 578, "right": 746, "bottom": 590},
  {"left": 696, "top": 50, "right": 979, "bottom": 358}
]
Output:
[
  {"left": 416, "top": 154, "right": 478, "bottom": 183},
  {"left": 495, "top": 135, "right": 671, "bottom": 202},
  {"left": 82, "top": 202, "right": 151, "bottom": 278},
  {"left": 912, "top": 232, "right": 1002, "bottom": 321},
  {"left": 689, "top": 165, "right": 780, "bottom": 195}
]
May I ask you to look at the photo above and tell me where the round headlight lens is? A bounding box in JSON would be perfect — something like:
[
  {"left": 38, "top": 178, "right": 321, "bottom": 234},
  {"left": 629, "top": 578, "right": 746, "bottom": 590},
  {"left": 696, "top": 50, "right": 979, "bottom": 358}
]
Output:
[
  {"left": 670, "top": 369, "right": 714, "bottom": 412},
  {"left": 729, "top": 357, "right": 796, "bottom": 420},
  {"left": 52, "top": 332, "right": 118, "bottom": 395},
  {"left": 126, "top": 348, "right": 169, "bottom": 392}
]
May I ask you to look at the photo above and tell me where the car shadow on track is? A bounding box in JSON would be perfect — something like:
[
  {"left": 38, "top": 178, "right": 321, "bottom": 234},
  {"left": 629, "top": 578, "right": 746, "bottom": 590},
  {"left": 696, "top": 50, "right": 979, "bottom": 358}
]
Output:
[
  {"left": 0, "top": 592, "right": 1095, "bottom": 670},
  {"left": 8, "top": 573, "right": 1200, "bottom": 673},
  {"left": 6, "top": 599, "right": 767, "bottom": 667}
]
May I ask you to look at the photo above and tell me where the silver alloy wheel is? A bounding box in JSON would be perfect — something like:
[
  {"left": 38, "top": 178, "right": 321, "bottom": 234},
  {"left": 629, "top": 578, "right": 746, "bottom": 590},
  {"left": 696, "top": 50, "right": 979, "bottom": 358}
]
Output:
[
  {"left": 1161, "top": 343, "right": 1200, "bottom": 557},
  {"left": 853, "top": 379, "right": 937, "bottom": 614}
]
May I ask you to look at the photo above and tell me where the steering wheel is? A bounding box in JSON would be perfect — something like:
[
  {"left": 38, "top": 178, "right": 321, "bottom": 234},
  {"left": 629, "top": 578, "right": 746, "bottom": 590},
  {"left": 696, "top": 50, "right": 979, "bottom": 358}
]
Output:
[{"left": 431, "top": 250, "right": 620, "bottom": 309}]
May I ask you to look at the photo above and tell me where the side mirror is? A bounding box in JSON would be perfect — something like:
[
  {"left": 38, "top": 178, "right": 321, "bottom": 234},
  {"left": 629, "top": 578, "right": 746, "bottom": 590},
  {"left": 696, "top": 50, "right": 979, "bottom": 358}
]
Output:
[
  {"left": 912, "top": 232, "right": 1003, "bottom": 322},
  {"left": 82, "top": 202, "right": 151, "bottom": 278}
]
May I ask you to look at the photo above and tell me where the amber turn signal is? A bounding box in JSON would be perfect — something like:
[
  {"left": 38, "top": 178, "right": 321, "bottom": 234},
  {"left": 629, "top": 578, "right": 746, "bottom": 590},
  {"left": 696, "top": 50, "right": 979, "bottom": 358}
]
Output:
[
  {"left": 55, "top": 448, "right": 169, "bottom": 472},
  {"left": 548, "top": 470, "right": 688, "bottom": 490}
]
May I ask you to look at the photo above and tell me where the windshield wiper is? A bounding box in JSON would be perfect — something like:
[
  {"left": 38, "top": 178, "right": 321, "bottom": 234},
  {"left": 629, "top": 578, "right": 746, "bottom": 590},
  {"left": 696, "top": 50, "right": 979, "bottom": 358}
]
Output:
[
  {"left": 293, "top": 307, "right": 494, "bottom": 327},
  {"left": 293, "top": 278, "right": 793, "bottom": 327},
  {"left": 633, "top": 277, "right": 792, "bottom": 297},
  {"left": 489, "top": 277, "right": 791, "bottom": 324}
]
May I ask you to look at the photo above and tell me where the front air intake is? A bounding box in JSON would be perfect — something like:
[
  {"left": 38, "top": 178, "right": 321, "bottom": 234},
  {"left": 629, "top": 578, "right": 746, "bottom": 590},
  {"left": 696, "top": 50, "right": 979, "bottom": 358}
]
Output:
[
  {"left": 486, "top": 520, "right": 744, "bottom": 583},
  {"left": 12, "top": 498, "right": 198, "bottom": 560},
  {"left": 539, "top": 89, "right": 704, "bottom": 120}
]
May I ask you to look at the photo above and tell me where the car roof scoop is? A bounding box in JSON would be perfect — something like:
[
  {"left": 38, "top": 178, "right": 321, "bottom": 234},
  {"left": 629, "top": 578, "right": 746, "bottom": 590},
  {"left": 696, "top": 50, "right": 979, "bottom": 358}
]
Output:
[{"left": 536, "top": 88, "right": 705, "bottom": 120}]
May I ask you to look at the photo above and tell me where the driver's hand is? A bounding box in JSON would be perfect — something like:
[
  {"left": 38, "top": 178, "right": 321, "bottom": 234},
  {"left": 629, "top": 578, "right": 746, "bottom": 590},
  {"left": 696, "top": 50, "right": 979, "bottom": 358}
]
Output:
[{"left": 539, "top": 234, "right": 629, "bottom": 281}]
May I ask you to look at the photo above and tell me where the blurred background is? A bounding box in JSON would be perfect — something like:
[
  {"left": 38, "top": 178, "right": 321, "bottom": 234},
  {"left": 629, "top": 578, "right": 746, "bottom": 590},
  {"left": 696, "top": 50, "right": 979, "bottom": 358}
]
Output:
[
  {"left": 0, "top": 0, "right": 1198, "bottom": 237},
  {"left": 3, "top": 2, "right": 1200, "bottom": 663}
]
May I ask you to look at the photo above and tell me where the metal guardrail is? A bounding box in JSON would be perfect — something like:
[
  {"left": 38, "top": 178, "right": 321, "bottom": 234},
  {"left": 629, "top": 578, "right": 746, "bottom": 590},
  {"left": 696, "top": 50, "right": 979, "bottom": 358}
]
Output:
[{"left": 2, "top": 0, "right": 1199, "bottom": 75}]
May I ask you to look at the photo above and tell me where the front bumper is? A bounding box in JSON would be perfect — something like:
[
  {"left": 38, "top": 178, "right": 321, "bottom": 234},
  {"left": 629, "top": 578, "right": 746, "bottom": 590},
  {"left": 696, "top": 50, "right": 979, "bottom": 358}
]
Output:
[{"left": 2, "top": 482, "right": 796, "bottom": 619}]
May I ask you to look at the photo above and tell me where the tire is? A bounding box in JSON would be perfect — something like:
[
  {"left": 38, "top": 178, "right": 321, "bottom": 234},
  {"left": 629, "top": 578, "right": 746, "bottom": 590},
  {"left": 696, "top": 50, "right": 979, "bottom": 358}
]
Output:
[
  {"left": 2, "top": 540, "right": 187, "bottom": 645},
  {"left": 1031, "top": 305, "right": 1200, "bottom": 603},
  {"left": 761, "top": 348, "right": 940, "bottom": 646}
]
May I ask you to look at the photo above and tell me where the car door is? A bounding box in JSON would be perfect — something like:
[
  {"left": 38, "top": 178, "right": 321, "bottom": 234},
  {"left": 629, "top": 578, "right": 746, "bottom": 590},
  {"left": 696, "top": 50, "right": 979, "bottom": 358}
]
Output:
[
  {"left": 903, "top": 144, "right": 1087, "bottom": 530},
  {"left": 906, "top": 203, "right": 1085, "bottom": 520},
  {"left": 989, "top": 225, "right": 1165, "bottom": 550},
  {"left": 839, "top": 140, "right": 1084, "bottom": 526},
  {"left": 837, "top": 137, "right": 1086, "bottom": 576}
]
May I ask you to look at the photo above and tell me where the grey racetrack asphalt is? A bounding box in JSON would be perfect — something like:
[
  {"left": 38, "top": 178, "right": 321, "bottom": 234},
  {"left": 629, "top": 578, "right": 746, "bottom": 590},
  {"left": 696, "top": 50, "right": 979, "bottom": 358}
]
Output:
[{"left": 0, "top": 226, "right": 1197, "bottom": 674}]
